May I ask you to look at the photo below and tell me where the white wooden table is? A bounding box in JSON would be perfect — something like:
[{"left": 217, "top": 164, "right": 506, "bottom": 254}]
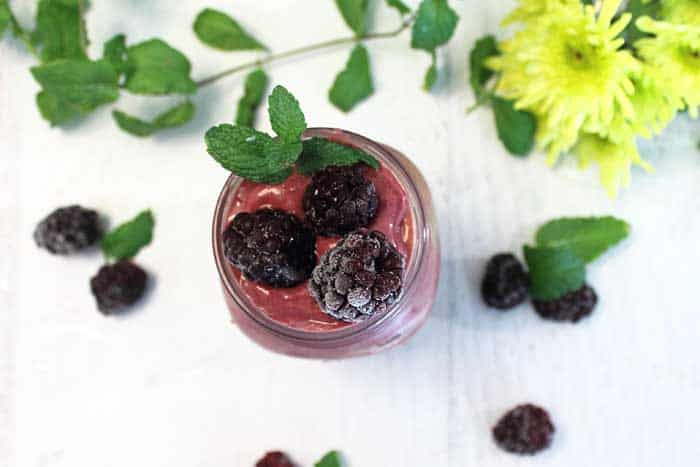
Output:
[{"left": 2, "top": 1, "right": 699, "bottom": 465}]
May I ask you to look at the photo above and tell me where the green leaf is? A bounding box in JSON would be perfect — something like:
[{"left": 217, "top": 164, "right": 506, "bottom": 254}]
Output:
[
  {"left": 315, "top": 451, "right": 343, "bottom": 467},
  {"left": 411, "top": 0, "right": 459, "bottom": 52},
  {"left": 235, "top": 68, "right": 268, "bottom": 127},
  {"left": 36, "top": 91, "right": 81, "bottom": 126},
  {"left": 124, "top": 39, "right": 197, "bottom": 95},
  {"left": 523, "top": 245, "right": 586, "bottom": 301},
  {"left": 103, "top": 34, "right": 127, "bottom": 75},
  {"left": 491, "top": 96, "right": 536, "bottom": 157},
  {"left": 334, "top": 0, "right": 369, "bottom": 37},
  {"left": 193, "top": 8, "right": 266, "bottom": 51},
  {"left": 204, "top": 124, "right": 299, "bottom": 183},
  {"left": 423, "top": 52, "right": 437, "bottom": 91},
  {"left": 268, "top": 85, "right": 307, "bottom": 144},
  {"left": 329, "top": 44, "right": 374, "bottom": 112},
  {"left": 33, "top": 0, "right": 88, "bottom": 62},
  {"left": 535, "top": 217, "right": 629, "bottom": 264},
  {"left": 0, "top": 1, "right": 11, "bottom": 37},
  {"left": 386, "top": 0, "right": 411, "bottom": 15},
  {"left": 625, "top": 0, "right": 661, "bottom": 44},
  {"left": 297, "top": 137, "right": 380, "bottom": 174},
  {"left": 469, "top": 35, "right": 499, "bottom": 99},
  {"left": 31, "top": 59, "right": 120, "bottom": 122},
  {"left": 102, "top": 210, "right": 155, "bottom": 261},
  {"left": 113, "top": 101, "right": 195, "bottom": 137}
]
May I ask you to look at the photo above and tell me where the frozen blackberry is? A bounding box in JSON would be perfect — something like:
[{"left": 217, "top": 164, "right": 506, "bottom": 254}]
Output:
[
  {"left": 303, "top": 165, "right": 379, "bottom": 236},
  {"left": 33, "top": 205, "right": 102, "bottom": 254},
  {"left": 256, "top": 452, "right": 295, "bottom": 467},
  {"left": 533, "top": 284, "right": 597, "bottom": 322},
  {"left": 309, "top": 229, "right": 404, "bottom": 323},
  {"left": 223, "top": 208, "right": 316, "bottom": 288},
  {"left": 90, "top": 261, "right": 148, "bottom": 314},
  {"left": 481, "top": 253, "right": 529, "bottom": 309},
  {"left": 493, "top": 404, "right": 555, "bottom": 455}
]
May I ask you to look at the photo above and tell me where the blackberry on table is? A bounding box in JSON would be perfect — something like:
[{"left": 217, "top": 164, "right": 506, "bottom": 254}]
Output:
[
  {"left": 90, "top": 261, "right": 147, "bottom": 314},
  {"left": 493, "top": 404, "right": 555, "bottom": 455},
  {"left": 309, "top": 229, "right": 404, "bottom": 323},
  {"left": 481, "top": 253, "right": 529, "bottom": 310},
  {"left": 303, "top": 165, "right": 379, "bottom": 237},
  {"left": 33, "top": 205, "right": 102, "bottom": 255},
  {"left": 223, "top": 208, "right": 316, "bottom": 288},
  {"left": 256, "top": 451, "right": 295, "bottom": 467},
  {"left": 533, "top": 284, "right": 597, "bottom": 323}
]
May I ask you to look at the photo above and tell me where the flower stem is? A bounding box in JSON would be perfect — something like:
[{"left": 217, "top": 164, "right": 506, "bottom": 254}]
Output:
[{"left": 196, "top": 14, "right": 415, "bottom": 88}]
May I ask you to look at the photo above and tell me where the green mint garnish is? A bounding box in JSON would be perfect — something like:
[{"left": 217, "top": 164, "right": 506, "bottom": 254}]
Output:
[
  {"left": 102, "top": 210, "right": 155, "bottom": 261},
  {"left": 113, "top": 100, "right": 195, "bottom": 137},
  {"left": 386, "top": 0, "right": 411, "bottom": 16},
  {"left": 411, "top": 0, "right": 459, "bottom": 52},
  {"left": 102, "top": 34, "right": 127, "bottom": 75},
  {"left": 235, "top": 68, "right": 269, "bottom": 127},
  {"left": 334, "top": 0, "right": 369, "bottom": 37},
  {"left": 205, "top": 85, "right": 380, "bottom": 183},
  {"left": 297, "top": 137, "right": 380, "bottom": 174},
  {"left": 491, "top": 96, "right": 536, "bottom": 157},
  {"left": 329, "top": 44, "right": 374, "bottom": 112},
  {"left": 268, "top": 85, "right": 307, "bottom": 143},
  {"left": 315, "top": 450, "right": 343, "bottom": 467},
  {"left": 469, "top": 35, "right": 499, "bottom": 100},
  {"left": 193, "top": 8, "right": 266, "bottom": 51},
  {"left": 123, "top": 39, "right": 197, "bottom": 95},
  {"left": 524, "top": 216, "right": 630, "bottom": 300},
  {"left": 34, "top": 0, "right": 88, "bottom": 63}
]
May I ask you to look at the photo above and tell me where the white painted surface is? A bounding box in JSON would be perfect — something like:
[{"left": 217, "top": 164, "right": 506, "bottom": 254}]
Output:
[{"left": 2, "top": 1, "right": 699, "bottom": 466}]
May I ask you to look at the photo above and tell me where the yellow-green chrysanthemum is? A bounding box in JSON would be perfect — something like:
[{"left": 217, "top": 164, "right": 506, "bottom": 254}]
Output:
[
  {"left": 658, "top": 0, "right": 700, "bottom": 25},
  {"left": 628, "top": 67, "right": 680, "bottom": 137},
  {"left": 502, "top": 0, "right": 581, "bottom": 26},
  {"left": 574, "top": 132, "right": 653, "bottom": 198},
  {"left": 488, "top": 0, "right": 641, "bottom": 162},
  {"left": 636, "top": 16, "right": 700, "bottom": 117}
]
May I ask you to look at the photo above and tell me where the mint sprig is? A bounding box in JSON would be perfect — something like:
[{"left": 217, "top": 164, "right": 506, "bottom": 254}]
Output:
[
  {"left": 329, "top": 44, "right": 374, "bottom": 112},
  {"left": 193, "top": 8, "right": 266, "bottom": 51},
  {"left": 524, "top": 216, "right": 630, "bottom": 300},
  {"left": 315, "top": 450, "right": 343, "bottom": 467},
  {"left": 102, "top": 210, "right": 155, "bottom": 262},
  {"left": 205, "top": 85, "right": 380, "bottom": 183}
]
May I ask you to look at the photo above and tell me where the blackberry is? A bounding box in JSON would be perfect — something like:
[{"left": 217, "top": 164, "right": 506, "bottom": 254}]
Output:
[
  {"left": 90, "top": 261, "right": 148, "bottom": 314},
  {"left": 223, "top": 208, "right": 316, "bottom": 288},
  {"left": 256, "top": 452, "right": 295, "bottom": 467},
  {"left": 309, "top": 229, "right": 404, "bottom": 323},
  {"left": 481, "top": 253, "right": 529, "bottom": 310},
  {"left": 302, "top": 165, "right": 379, "bottom": 237},
  {"left": 533, "top": 284, "right": 597, "bottom": 323},
  {"left": 493, "top": 404, "right": 555, "bottom": 455},
  {"left": 33, "top": 205, "right": 102, "bottom": 254}
]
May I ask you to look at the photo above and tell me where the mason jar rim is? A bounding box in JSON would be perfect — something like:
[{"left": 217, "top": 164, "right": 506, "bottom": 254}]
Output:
[{"left": 212, "top": 127, "right": 430, "bottom": 347}]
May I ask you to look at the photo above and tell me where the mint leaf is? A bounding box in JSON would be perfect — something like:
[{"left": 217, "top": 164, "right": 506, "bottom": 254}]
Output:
[
  {"left": 102, "top": 210, "right": 155, "bottom": 261},
  {"left": 235, "top": 68, "right": 268, "bottom": 126},
  {"left": 423, "top": 52, "right": 437, "bottom": 91},
  {"left": 34, "top": 0, "right": 88, "bottom": 62},
  {"left": 0, "top": 1, "right": 11, "bottom": 37},
  {"left": 524, "top": 245, "right": 586, "bottom": 301},
  {"left": 124, "top": 39, "right": 197, "bottom": 95},
  {"left": 535, "top": 217, "right": 629, "bottom": 264},
  {"left": 103, "top": 34, "right": 127, "bottom": 75},
  {"left": 31, "top": 60, "right": 120, "bottom": 122},
  {"left": 386, "top": 0, "right": 411, "bottom": 15},
  {"left": 113, "top": 101, "right": 195, "bottom": 137},
  {"left": 334, "top": 0, "right": 369, "bottom": 37},
  {"left": 36, "top": 91, "right": 81, "bottom": 126},
  {"left": 193, "top": 8, "right": 266, "bottom": 51},
  {"left": 491, "top": 96, "right": 536, "bottom": 157},
  {"left": 268, "top": 85, "right": 306, "bottom": 143},
  {"left": 329, "top": 44, "right": 374, "bottom": 112},
  {"left": 469, "top": 35, "right": 499, "bottom": 99},
  {"left": 315, "top": 451, "right": 343, "bottom": 467},
  {"left": 411, "top": 0, "right": 459, "bottom": 52},
  {"left": 205, "top": 124, "right": 299, "bottom": 183},
  {"left": 297, "top": 137, "right": 380, "bottom": 174}
]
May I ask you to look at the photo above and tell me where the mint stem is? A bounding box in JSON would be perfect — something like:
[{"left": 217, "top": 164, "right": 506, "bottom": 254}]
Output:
[{"left": 196, "top": 14, "right": 416, "bottom": 88}]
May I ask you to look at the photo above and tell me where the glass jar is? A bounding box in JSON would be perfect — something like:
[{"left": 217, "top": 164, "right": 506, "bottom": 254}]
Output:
[{"left": 212, "top": 128, "right": 440, "bottom": 359}]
